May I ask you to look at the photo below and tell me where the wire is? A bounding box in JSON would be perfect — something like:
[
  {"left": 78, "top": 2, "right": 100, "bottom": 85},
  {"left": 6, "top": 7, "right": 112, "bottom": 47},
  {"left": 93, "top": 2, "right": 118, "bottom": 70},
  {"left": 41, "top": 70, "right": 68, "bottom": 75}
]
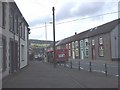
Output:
[
  {"left": 57, "top": 11, "right": 119, "bottom": 25},
  {"left": 30, "top": 11, "right": 119, "bottom": 30}
]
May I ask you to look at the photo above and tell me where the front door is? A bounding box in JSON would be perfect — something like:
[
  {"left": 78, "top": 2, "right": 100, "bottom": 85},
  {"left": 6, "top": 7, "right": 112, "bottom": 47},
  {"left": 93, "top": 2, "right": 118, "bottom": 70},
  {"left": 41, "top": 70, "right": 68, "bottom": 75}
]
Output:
[
  {"left": 72, "top": 49, "right": 75, "bottom": 59},
  {"left": 10, "top": 40, "right": 14, "bottom": 73},
  {"left": 92, "top": 46, "right": 95, "bottom": 60},
  {"left": 10, "top": 40, "right": 18, "bottom": 73},
  {"left": 80, "top": 48, "right": 84, "bottom": 60},
  {"left": 14, "top": 42, "right": 18, "bottom": 71}
]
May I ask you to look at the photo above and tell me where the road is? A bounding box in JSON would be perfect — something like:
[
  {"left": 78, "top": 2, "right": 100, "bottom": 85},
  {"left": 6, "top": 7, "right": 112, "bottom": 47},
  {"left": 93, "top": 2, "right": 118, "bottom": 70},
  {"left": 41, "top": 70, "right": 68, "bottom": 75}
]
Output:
[{"left": 3, "top": 60, "right": 118, "bottom": 88}]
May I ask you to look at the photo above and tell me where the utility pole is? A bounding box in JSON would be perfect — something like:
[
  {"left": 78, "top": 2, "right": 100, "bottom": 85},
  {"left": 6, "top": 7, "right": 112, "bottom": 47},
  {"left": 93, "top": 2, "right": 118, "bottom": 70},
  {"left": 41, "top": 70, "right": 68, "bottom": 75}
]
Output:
[
  {"left": 52, "top": 7, "right": 56, "bottom": 68},
  {"left": 44, "top": 22, "right": 47, "bottom": 62},
  {"left": 45, "top": 22, "right": 47, "bottom": 41}
]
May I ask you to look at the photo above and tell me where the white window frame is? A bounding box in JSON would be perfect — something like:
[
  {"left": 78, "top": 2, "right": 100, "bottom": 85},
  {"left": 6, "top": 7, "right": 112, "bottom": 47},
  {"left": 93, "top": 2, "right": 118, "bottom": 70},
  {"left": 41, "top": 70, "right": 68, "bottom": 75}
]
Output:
[
  {"left": 72, "top": 42, "right": 75, "bottom": 49},
  {"left": 75, "top": 48, "right": 79, "bottom": 56},
  {"left": 21, "top": 45, "right": 24, "bottom": 61},
  {"left": 69, "top": 50, "right": 71, "bottom": 56},
  {"left": 75, "top": 41, "right": 78, "bottom": 48},
  {"left": 85, "top": 47, "right": 89, "bottom": 56},
  {"left": 99, "top": 37, "right": 103, "bottom": 45},
  {"left": 69, "top": 43, "right": 71, "bottom": 49},
  {"left": 85, "top": 38, "right": 89, "bottom": 47},
  {"left": 80, "top": 40, "right": 83, "bottom": 47},
  {"left": 92, "top": 39, "right": 95, "bottom": 45}
]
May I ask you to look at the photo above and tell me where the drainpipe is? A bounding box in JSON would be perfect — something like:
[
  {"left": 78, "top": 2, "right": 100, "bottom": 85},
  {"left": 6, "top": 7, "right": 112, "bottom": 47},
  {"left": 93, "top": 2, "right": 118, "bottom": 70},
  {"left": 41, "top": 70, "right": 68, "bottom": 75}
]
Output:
[
  {"left": 18, "top": 22, "right": 21, "bottom": 70},
  {"left": 18, "top": 19, "right": 23, "bottom": 70},
  {"left": 13, "top": 29, "right": 15, "bottom": 72},
  {"left": 27, "top": 28, "right": 30, "bottom": 65}
]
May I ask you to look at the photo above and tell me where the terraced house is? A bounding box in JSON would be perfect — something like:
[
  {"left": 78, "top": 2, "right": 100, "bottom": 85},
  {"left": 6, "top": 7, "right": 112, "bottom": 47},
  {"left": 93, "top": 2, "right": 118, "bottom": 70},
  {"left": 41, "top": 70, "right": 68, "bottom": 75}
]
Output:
[
  {"left": 0, "top": 1, "right": 30, "bottom": 78},
  {"left": 56, "top": 19, "right": 119, "bottom": 61}
]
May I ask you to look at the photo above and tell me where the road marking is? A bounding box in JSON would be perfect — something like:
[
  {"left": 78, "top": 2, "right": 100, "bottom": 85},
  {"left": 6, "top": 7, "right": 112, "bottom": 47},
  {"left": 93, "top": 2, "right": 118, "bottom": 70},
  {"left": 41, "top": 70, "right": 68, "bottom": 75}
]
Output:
[
  {"left": 92, "top": 70, "right": 105, "bottom": 73},
  {"left": 66, "top": 64, "right": 69, "bottom": 67},
  {"left": 115, "top": 75, "right": 119, "bottom": 77}
]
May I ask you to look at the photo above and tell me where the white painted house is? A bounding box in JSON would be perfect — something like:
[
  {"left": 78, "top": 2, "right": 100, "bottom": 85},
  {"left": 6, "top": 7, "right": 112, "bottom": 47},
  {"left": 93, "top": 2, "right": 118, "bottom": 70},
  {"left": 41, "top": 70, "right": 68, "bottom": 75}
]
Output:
[{"left": 0, "top": 1, "right": 30, "bottom": 78}]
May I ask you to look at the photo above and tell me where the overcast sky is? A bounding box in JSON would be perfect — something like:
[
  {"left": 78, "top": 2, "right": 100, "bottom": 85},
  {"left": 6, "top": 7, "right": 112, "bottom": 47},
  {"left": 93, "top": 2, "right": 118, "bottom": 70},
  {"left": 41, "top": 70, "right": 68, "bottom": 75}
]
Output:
[{"left": 15, "top": 0, "right": 119, "bottom": 41}]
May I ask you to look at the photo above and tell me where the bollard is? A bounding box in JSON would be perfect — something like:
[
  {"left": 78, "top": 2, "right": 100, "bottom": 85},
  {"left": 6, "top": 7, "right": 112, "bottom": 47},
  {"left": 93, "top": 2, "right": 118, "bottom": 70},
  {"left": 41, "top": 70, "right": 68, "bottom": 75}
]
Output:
[
  {"left": 70, "top": 61, "right": 72, "bottom": 69},
  {"left": 78, "top": 61, "right": 81, "bottom": 70},
  {"left": 89, "top": 61, "right": 92, "bottom": 72},
  {"left": 105, "top": 63, "right": 107, "bottom": 76},
  {"left": 64, "top": 62, "right": 66, "bottom": 67}
]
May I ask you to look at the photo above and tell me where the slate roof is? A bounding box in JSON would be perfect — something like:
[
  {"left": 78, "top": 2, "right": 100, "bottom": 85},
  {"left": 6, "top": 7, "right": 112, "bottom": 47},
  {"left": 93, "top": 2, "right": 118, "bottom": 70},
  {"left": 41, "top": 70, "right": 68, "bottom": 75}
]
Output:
[{"left": 57, "top": 18, "right": 120, "bottom": 46}]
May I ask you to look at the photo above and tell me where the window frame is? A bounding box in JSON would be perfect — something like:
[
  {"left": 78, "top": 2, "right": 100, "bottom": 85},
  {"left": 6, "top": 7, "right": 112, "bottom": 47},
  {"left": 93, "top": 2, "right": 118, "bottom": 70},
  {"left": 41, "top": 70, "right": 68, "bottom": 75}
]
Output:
[
  {"left": 2, "top": 2, "right": 6, "bottom": 29},
  {"left": 84, "top": 38, "right": 89, "bottom": 47},
  {"left": 99, "top": 37, "right": 103, "bottom": 45},
  {"left": 72, "top": 42, "right": 75, "bottom": 49},
  {"left": 92, "top": 39, "right": 95, "bottom": 46},
  {"left": 75, "top": 41, "right": 78, "bottom": 49},
  {"left": 80, "top": 40, "right": 83, "bottom": 47},
  {"left": 99, "top": 45, "right": 104, "bottom": 57},
  {"left": 85, "top": 47, "right": 89, "bottom": 56},
  {"left": 9, "top": 8, "right": 14, "bottom": 32}
]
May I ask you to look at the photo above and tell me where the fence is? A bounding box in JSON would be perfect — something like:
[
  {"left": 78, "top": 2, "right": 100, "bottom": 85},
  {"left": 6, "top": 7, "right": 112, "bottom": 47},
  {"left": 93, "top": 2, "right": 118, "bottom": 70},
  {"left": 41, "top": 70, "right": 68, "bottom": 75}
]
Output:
[{"left": 57, "top": 60, "right": 118, "bottom": 77}]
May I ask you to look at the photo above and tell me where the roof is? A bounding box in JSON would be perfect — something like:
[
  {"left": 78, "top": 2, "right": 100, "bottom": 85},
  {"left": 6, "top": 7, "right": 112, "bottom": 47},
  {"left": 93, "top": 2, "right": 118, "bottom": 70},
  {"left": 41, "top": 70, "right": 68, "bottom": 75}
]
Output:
[
  {"left": 9, "top": 2, "right": 29, "bottom": 26},
  {"left": 57, "top": 18, "right": 120, "bottom": 46},
  {"left": 85, "top": 18, "right": 119, "bottom": 38}
]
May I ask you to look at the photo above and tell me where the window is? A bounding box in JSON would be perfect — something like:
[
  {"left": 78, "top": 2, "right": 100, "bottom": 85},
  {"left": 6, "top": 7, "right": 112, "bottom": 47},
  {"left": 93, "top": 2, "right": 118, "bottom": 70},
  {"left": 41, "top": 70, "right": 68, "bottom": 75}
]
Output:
[
  {"left": 2, "top": 2, "right": 6, "bottom": 28},
  {"left": 69, "top": 43, "right": 71, "bottom": 49},
  {"left": 85, "top": 48, "right": 89, "bottom": 56},
  {"left": 20, "top": 24, "right": 22, "bottom": 37},
  {"left": 21, "top": 23, "right": 25, "bottom": 39},
  {"left": 14, "top": 15, "right": 18, "bottom": 34},
  {"left": 69, "top": 50, "right": 71, "bottom": 56},
  {"left": 99, "top": 37, "right": 103, "bottom": 45},
  {"left": 9, "top": 9, "right": 14, "bottom": 32},
  {"left": 75, "top": 41, "right": 78, "bottom": 49},
  {"left": 72, "top": 42, "right": 75, "bottom": 49},
  {"left": 23, "top": 25, "right": 25, "bottom": 39},
  {"left": 66, "top": 44, "right": 68, "bottom": 49},
  {"left": 21, "top": 45, "right": 24, "bottom": 61},
  {"left": 75, "top": 49, "right": 79, "bottom": 56},
  {"left": 80, "top": 40, "right": 83, "bottom": 47},
  {"left": 99, "top": 46, "right": 104, "bottom": 56},
  {"left": 92, "top": 40, "right": 95, "bottom": 45},
  {"left": 14, "top": 15, "right": 17, "bottom": 34},
  {"left": 85, "top": 39, "right": 89, "bottom": 47}
]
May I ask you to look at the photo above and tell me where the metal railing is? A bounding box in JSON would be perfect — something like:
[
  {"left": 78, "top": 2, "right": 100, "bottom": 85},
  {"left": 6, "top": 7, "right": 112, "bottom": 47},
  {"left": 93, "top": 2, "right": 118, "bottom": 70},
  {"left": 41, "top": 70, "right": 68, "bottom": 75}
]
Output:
[{"left": 57, "top": 59, "right": 118, "bottom": 77}]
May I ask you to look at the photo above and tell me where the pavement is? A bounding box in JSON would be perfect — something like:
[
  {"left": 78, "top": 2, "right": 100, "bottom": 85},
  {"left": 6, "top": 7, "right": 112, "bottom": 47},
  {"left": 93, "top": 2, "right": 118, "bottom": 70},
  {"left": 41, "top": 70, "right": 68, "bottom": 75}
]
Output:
[
  {"left": 66, "top": 59, "right": 119, "bottom": 77},
  {"left": 2, "top": 60, "right": 118, "bottom": 88},
  {"left": 69, "top": 59, "right": 118, "bottom": 65},
  {"left": 0, "top": 70, "right": 2, "bottom": 90}
]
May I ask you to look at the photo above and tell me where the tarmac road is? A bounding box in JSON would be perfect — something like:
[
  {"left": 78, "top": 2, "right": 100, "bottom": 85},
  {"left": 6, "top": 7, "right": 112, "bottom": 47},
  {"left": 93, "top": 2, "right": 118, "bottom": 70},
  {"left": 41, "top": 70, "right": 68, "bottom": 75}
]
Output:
[{"left": 2, "top": 60, "right": 118, "bottom": 88}]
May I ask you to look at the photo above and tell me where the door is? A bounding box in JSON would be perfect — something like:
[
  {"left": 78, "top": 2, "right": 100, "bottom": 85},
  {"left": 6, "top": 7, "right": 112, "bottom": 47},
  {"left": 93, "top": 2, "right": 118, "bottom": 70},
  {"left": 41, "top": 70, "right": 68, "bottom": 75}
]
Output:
[
  {"left": 10, "top": 40, "right": 18, "bottom": 73},
  {"left": 92, "top": 46, "right": 95, "bottom": 60},
  {"left": 80, "top": 48, "right": 84, "bottom": 60},
  {"left": 10, "top": 41, "right": 14, "bottom": 73},
  {"left": 72, "top": 49, "right": 75, "bottom": 59},
  {"left": 14, "top": 42, "right": 18, "bottom": 71}
]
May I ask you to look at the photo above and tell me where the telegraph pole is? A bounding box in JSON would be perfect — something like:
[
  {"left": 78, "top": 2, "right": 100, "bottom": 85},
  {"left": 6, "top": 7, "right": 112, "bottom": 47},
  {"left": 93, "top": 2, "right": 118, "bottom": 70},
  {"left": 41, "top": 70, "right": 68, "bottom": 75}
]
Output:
[
  {"left": 52, "top": 7, "right": 56, "bottom": 68},
  {"left": 45, "top": 22, "right": 47, "bottom": 41}
]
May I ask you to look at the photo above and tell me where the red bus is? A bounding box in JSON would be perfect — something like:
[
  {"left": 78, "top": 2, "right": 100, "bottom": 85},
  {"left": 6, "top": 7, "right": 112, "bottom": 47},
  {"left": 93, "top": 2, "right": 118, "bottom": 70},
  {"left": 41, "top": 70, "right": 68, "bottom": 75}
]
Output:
[{"left": 47, "top": 49, "right": 68, "bottom": 63}]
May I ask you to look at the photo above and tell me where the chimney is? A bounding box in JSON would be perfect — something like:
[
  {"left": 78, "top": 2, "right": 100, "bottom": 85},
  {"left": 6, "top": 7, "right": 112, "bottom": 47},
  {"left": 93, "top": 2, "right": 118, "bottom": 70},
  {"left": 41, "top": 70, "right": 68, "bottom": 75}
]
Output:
[{"left": 75, "top": 32, "right": 77, "bottom": 35}]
